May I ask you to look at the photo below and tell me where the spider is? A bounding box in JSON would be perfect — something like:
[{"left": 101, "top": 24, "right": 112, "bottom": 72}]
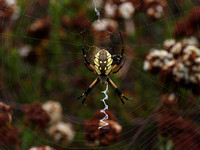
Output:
[{"left": 77, "top": 32, "right": 132, "bottom": 104}]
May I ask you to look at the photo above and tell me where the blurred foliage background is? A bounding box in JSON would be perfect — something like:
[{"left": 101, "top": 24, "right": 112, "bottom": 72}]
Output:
[{"left": 1, "top": 0, "right": 200, "bottom": 149}]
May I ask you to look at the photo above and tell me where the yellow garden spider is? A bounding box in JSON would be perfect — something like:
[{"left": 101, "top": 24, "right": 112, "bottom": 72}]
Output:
[{"left": 77, "top": 32, "right": 132, "bottom": 104}]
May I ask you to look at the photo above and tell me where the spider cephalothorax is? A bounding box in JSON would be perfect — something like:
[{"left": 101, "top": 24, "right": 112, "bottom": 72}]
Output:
[{"left": 77, "top": 32, "right": 132, "bottom": 104}]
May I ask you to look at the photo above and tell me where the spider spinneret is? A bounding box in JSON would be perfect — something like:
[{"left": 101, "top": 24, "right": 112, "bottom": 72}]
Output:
[{"left": 77, "top": 32, "right": 132, "bottom": 104}]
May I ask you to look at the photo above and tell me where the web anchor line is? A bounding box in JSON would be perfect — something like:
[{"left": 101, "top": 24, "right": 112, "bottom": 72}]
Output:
[
  {"left": 92, "top": 0, "right": 100, "bottom": 22},
  {"left": 98, "top": 83, "right": 109, "bottom": 129}
]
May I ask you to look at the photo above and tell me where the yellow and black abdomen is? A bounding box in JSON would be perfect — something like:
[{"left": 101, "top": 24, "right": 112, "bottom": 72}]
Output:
[{"left": 94, "top": 49, "right": 113, "bottom": 75}]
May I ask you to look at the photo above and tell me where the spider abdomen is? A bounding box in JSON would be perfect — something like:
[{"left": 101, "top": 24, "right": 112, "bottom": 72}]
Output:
[{"left": 94, "top": 49, "right": 113, "bottom": 75}]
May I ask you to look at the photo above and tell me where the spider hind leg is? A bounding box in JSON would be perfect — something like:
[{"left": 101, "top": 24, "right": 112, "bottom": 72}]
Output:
[
  {"left": 77, "top": 94, "right": 87, "bottom": 104},
  {"left": 107, "top": 77, "right": 132, "bottom": 105},
  {"left": 76, "top": 78, "right": 99, "bottom": 104}
]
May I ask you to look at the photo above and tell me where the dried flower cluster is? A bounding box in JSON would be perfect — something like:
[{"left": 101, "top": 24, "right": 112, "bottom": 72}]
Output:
[
  {"left": 91, "top": 18, "right": 118, "bottom": 38},
  {"left": 159, "top": 108, "right": 200, "bottom": 150},
  {"left": 161, "top": 93, "right": 178, "bottom": 107},
  {"left": 42, "top": 100, "right": 62, "bottom": 124},
  {"left": 104, "top": 0, "right": 141, "bottom": 19},
  {"left": 21, "top": 103, "right": 50, "bottom": 129},
  {"left": 17, "top": 44, "right": 39, "bottom": 65},
  {"left": 19, "top": 100, "right": 75, "bottom": 148},
  {"left": 90, "top": 0, "right": 167, "bottom": 39},
  {"left": 103, "top": 0, "right": 166, "bottom": 20},
  {"left": 27, "top": 16, "right": 51, "bottom": 39},
  {"left": 84, "top": 110, "right": 122, "bottom": 146},
  {"left": 0, "top": 102, "right": 19, "bottom": 149},
  {"left": 62, "top": 13, "right": 91, "bottom": 31},
  {"left": 0, "top": 126, "right": 19, "bottom": 149},
  {"left": 42, "top": 100, "right": 75, "bottom": 145},
  {"left": 173, "top": 7, "right": 200, "bottom": 38},
  {"left": 144, "top": 37, "right": 200, "bottom": 94},
  {"left": 0, "top": 102, "right": 12, "bottom": 128},
  {"left": 47, "top": 121, "right": 75, "bottom": 146},
  {"left": 0, "top": 0, "right": 19, "bottom": 33},
  {"left": 29, "top": 146, "right": 55, "bottom": 150},
  {"left": 143, "top": 0, "right": 167, "bottom": 20}
]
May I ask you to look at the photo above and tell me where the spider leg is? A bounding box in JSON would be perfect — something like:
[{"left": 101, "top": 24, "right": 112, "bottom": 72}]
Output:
[
  {"left": 111, "top": 32, "right": 125, "bottom": 70},
  {"left": 107, "top": 77, "right": 132, "bottom": 105},
  {"left": 119, "top": 31, "right": 124, "bottom": 58},
  {"left": 82, "top": 35, "right": 96, "bottom": 74},
  {"left": 77, "top": 78, "right": 99, "bottom": 104},
  {"left": 110, "top": 57, "right": 127, "bottom": 75}
]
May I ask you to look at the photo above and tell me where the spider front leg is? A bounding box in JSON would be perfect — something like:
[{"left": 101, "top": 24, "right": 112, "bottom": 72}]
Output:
[
  {"left": 77, "top": 78, "right": 99, "bottom": 104},
  {"left": 81, "top": 35, "right": 96, "bottom": 74},
  {"left": 110, "top": 32, "right": 125, "bottom": 71},
  {"left": 116, "top": 31, "right": 125, "bottom": 65},
  {"left": 119, "top": 31, "right": 124, "bottom": 57},
  {"left": 107, "top": 77, "right": 132, "bottom": 104},
  {"left": 110, "top": 57, "right": 127, "bottom": 75}
]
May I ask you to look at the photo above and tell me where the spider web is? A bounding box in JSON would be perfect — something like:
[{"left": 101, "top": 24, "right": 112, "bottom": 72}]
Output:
[
  {"left": 91, "top": 1, "right": 110, "bottom": 130},
  {"left": 1, "top": 0, "right": 200, "bottom": 149}
]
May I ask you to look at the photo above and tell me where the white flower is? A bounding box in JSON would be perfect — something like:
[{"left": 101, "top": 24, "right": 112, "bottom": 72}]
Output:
[
  {"left": 170, "top": 42, "right": 182, "bottom": 54},
  {"left": 42, "top": 101, "right": 62, "bottom": 124},
  {"left": 118, "top": 2, "right": 135, "bottom": 19},
  {"left": 92, "top": 18, "right": 118, "bottom": 31},
  {"left": 163, "top": 39, "right": 176, "bottom": 49},
  {"left": 183, "top": 45, "right": 200, "bottom": 56},
  {"left": 18, "top": 45, "right": 32, "bottom": 57},
  {"left": 105, "top": 3, "right": 118, "bottom": 18},
  {"left": 182, "top": 36, "right": 199, "bottom": 47},
  {"left": 143, "top": 61, "right": 151, "bottom": 71},
  {"left": 5, "top": 0, "right": 16, "bottom": 6},
  {"left": 47, "top": 121, "right": 75, "bottom": 144}
]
